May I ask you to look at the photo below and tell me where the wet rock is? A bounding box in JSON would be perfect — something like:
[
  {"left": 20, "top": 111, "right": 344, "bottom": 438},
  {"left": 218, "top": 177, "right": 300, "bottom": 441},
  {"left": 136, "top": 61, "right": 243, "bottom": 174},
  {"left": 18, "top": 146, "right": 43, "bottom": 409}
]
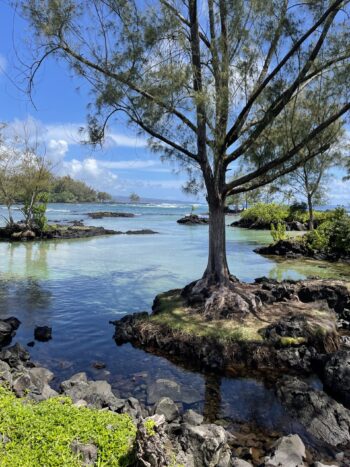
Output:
[
  {"left": 322, "top": 350, "right": 350, "bottom": 407},
  {"left": 0, "top": 320, "right": 14, "bottom": 345},
  {"left": 34, "top": 326, "right": 52, "bottom": 342},
  {"left": 3, "top": 317, "right": 21, "bottom": 330},
  {"left": 264, "top": 434, "right": 306, "bottom": 467},
  {"left": 183, "top": 409, "right": 204, "bottom": 426},
  {"left": 27, "top": 341, "right": 35, "bottom": 347},
  {"left": 0, "top": 343, "right": 31, "bottom": 368},
  {"left": 277, "top": 377, "right": 350, "bottom": 447},
  {"left": 177, "top": 214, "right": 209, "bottom": 225},
  {"left": 148, "top": 379, "right": 181, "bottom": 404},
  {"left": 71, "top": 440, "right": 98, "bottom": 465},
  {"left": 61, "top": 374, "right": 125, "bottom": 411},
  {"left": 155, "top": 397, "right": 179, "bottom": 422}
]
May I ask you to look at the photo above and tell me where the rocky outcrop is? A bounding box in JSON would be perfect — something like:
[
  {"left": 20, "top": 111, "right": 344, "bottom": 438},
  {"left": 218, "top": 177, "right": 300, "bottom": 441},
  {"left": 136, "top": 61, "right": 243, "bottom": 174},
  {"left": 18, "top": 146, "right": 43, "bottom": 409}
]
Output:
[
  {"left": 321, "top": 350, "right": 350, "bottom": 408},
  {"left": 177, "top": 214, "right": 209, "bottom": 225},
  {"left": 231, "top": 218, "right": 309, "bottom": 231},
  {"left": 255, "top": 240, "right": 313, "bottom": 259},
  {"left": 277, "top": 376, "right": 350, "bottom": 448},
  {"left": 0, "top": 317, "right": 21, "bottom": 347},
  {"left": 255, "top": 239, "right": 350, "bottom": 262},
  {"left": 87, "top": 211, "right": 135, "bottom": 219},
  {"left": 0, "top": 224, "right": 158, "bottom": 241}
]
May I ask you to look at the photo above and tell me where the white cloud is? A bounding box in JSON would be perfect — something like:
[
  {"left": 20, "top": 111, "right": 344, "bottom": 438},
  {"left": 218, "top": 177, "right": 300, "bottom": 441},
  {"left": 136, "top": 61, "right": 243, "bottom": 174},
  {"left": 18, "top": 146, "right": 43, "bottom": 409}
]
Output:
[{"left": 328, "top": 178, "right": 350, "bottom": 205}]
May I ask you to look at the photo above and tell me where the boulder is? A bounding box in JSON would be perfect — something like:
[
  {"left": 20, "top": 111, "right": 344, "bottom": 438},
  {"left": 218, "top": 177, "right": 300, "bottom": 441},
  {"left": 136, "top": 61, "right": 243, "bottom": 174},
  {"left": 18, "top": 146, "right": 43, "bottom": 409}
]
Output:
[
  {"left": 61, "top": 374, "right": 125, "bottom": 411},
  {"left": 181, "top": 423, "right": 232, "bottom": 467},
  {"left": 155, "top": 397, "right": 179, "bottom": 422},
  {"left": 322, "top": 350, "right": 350, "bottom": 407},
  {"left": 264, "top": 434, "right": 306, "bottom": 467},
  {"left": 34, "top": 326, "right": 52, "bottom": 342},
  {"left": 277, "top": 377, "right": 350, "bottom": 447},
  {"left": 0, "top": 343, "right": 30, "bottom": 368},
  {"left": 183, "top": 409, "right": 204, "bottom": 426},
  {"left": 3, "top": 317, "right": 21, "bottom": 330},
  {"left": 0, "top": 321, "right": 14, "bottom": 345},
  {"left": 0, "top": 361, "right": 12, "bottom": 385}
]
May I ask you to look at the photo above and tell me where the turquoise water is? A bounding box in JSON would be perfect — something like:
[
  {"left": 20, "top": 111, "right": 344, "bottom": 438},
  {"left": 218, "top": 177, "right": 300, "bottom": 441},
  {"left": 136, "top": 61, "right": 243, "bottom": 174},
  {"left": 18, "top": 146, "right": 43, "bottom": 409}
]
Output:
[{"left": 0, "top": 202, "right": 349, "bottom": 436}]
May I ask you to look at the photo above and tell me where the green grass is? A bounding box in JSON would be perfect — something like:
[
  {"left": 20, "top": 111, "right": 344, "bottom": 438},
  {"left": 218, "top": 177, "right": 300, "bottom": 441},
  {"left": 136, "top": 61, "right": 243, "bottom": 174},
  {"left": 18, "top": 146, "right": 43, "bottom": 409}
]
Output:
[
  {"left": 0, "top": 386, "right": 136, "bottom": 466},
  {"left": 150, "top": 291, "right": 263, "bottom": 342}
]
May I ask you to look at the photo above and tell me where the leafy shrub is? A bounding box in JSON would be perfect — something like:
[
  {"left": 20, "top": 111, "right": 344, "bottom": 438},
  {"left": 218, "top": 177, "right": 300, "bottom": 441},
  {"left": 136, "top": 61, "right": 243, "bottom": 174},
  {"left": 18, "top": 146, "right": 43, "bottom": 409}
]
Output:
[
  {"left": 304, "top": 209, "right": 350, "bottom": 255},
  {"left": 0, "top": 386, "right": 136, "bottom": 466},
  {"left": 270, "top": 223, "right": 287, "bottom": 242},
  {"left": 241, "top": 203, "right": 289, "bottom": 224}
]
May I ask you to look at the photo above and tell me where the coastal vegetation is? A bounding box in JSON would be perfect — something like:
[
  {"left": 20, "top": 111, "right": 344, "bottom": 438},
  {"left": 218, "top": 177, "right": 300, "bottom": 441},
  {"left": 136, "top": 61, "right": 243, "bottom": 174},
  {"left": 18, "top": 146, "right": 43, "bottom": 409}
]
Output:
[{"left": 0, "top": 386, "right": 136, "bottom": 466}]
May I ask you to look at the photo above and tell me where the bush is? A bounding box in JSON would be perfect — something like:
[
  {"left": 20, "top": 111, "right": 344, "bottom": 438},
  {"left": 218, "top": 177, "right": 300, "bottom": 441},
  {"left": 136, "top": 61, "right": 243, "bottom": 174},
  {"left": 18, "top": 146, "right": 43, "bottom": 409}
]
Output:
[
  {"left": 304, "top": 209, "right": 350, "bottom": 255},
  {"left": 270, "top": 223, "right": 287, "bottom": 242},
  {"left": 241, "top": 203, "right": 289, "bottom": 224},
  {"left": 0, "top": 386, "right": 136, "bottom": 466}
]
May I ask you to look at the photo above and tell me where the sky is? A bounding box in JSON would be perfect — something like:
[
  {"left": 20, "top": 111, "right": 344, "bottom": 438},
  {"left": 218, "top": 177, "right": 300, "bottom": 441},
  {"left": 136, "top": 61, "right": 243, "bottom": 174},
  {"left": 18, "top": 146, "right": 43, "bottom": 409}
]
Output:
[
  {"left": 0, "top": 2, "right": 192, "bottom": 201},
  {"left": 0, "top": 2, "right": 349, "bottom": 204}
]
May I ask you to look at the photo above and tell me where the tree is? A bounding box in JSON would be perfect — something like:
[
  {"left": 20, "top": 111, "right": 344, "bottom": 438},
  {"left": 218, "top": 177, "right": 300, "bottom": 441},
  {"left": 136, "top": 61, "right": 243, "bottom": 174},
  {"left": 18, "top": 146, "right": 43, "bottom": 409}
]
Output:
[
  {"left": 129, "top": 192, "right": 140, "bottom": 204},
  {"left": 21, "top": 0, "right": 350, "bottom": 313},
  {"left": 0, "top": 122, "right": 52, "bottom": 229},
  {"left": 0, "top": 125, "right": 19, "bottom": 225},
  {"left": 97, "top": 191, "right": 113, "bottom": 203}
]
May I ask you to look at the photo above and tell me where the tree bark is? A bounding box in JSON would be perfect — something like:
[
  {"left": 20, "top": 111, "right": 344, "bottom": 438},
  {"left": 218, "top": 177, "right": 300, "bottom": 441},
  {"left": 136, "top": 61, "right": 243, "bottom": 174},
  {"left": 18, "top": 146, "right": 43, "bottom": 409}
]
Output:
[
  {"left": 307, "top": 193, "right": 314, "bottom": 230},
  {"left": 203, "top": 197, "right": 231, "bottom": 286}
]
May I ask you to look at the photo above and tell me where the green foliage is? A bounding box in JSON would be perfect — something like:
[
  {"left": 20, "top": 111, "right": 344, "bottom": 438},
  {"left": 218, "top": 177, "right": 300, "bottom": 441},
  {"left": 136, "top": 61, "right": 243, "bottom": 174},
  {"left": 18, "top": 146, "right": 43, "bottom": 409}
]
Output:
[
  {"left": 270, "top": 223, "right": 287, "bottom": 242},
  {"left": 242, "top": 202, "right": 342, "bottom": 227},
  {"left": 50, "top": 176, "right": 112, "bottom": 203},
  {"left": 23, "top": 192, "right": 49, "bottom": 231},
  {"left": 241, "top": 203, "right": 289, "bottom": 224},
  {"left": 304, "top": 208, "right": 350, "bottom": 255},
  {"left": 0, "top": 386, "right": 136, "bottom": 466},
  {"left": 143, "top": 419, "right": 156, "bottom": 437}
]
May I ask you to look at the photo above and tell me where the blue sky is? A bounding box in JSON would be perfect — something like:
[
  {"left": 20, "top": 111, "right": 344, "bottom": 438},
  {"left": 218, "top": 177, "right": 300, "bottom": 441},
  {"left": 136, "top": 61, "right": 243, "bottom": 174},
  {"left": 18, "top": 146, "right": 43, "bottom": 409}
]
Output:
[
  {"left": 0, "top": 2, "right": 193, "bottom": 201},
  {"left": 0, "top": 2, "right": 348, "bottom": 204}
]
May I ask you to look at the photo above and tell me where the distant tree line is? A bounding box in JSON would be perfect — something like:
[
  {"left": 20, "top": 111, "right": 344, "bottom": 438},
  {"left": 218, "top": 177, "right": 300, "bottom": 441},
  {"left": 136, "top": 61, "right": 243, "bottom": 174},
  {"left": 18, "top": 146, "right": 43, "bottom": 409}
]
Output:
[{"left": 49, "top": 176, "right": 113, "bottom": 203}]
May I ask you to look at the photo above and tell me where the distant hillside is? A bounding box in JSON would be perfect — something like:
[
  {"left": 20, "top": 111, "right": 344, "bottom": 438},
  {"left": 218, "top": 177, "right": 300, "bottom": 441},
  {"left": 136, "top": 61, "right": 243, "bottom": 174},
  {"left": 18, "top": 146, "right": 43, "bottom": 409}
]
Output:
[{"left": 50, "top": 176, "right": 113, "bottom": 203}]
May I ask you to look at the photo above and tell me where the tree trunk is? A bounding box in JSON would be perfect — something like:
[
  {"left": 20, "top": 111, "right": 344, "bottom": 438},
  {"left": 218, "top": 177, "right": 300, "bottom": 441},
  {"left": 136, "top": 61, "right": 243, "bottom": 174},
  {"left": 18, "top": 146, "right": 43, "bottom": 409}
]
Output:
[
  {"left": 307, "top": 193, "right": 314, "bottom": 231},
  {"left": 203, "top": 198, "right": 231, "bottom": 286}
]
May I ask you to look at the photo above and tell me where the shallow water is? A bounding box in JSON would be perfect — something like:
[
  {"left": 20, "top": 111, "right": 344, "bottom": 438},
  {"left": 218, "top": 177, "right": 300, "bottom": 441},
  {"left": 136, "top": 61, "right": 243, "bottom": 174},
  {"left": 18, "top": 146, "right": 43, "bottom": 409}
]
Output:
[{"left": 1, "top": 203, "right": 349, "bottom": 439}]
